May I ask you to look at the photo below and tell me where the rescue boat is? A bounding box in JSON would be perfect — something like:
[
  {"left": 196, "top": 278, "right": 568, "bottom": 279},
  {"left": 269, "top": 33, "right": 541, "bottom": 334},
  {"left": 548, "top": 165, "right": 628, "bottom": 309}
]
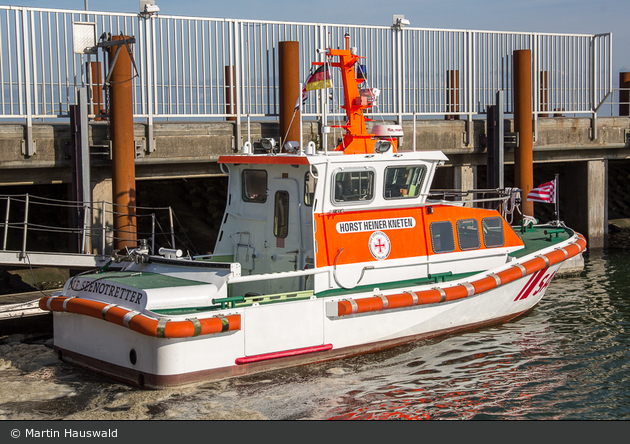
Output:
[{"left": 41, "top": 37, "right": 586, "bottom": 388}]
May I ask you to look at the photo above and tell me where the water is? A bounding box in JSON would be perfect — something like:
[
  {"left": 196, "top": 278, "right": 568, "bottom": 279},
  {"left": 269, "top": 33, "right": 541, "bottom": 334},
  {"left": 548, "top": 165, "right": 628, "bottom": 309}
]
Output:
[{"left": 1, "top": 249, "right": 630, "bottom": 420}]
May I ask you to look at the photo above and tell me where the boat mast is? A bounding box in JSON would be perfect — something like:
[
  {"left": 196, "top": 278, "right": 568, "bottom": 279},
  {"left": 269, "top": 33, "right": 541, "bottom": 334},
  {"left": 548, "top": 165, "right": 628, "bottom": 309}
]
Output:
[{"left": 320, "top": 34, "right": 398, "bottom": 155}]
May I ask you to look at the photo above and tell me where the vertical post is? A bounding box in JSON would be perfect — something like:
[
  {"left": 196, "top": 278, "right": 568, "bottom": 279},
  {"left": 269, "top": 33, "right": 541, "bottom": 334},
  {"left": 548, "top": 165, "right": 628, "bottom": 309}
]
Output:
[
  {"left": 319, "top": 26, "right": 328, "bottom": 153},
  {"left": 169, "top": 206, "right": 175, "bottom": 249},
  {"left": 151, "top": 213, "right": 155, "bottom": 254},
  {"left": 108, "top": 35, "right": 137, "bottom": 250},
  {"left": 78, "top": 88, "right": 91, "bottom": 253},
  {"left": 487, "top": 91, "right": 505, "bottom": 190},
  {"left": 539, "top": 71, "right": 549, "bottom": 117},
  {"left": 497, "top": 90, "right": 505, "bottom": 190},
  {"left": 101, "top": 201, "right": 106, "bottom": 257},
  {"left": 619, "top": 72, "right": 630, "bottom": 116},
  {"left": 279, "top": 41, "right": 300, "bottom": 150},
  {"left": 3, "top": 197, "right": 10, "bottom": 251},
  {"left": 145, "top": 16, "right": 156, "bottom": 153},
  {"left": 554, "top": 173, "right": 560, "bottom": 221},
  {"left": 587, "top": 160, "right": 607, "bottom": 249},
  {"left": 90, "top": 61, "right": 105, "bottom": 120},
  {"left": 82, "top": 204, "right": 89, "bottom": 254},
  {"left": 446, "top": 70, "right": 460, "bottom": 120},
  {"left": 413, "top": 112, "right": 417, "bottom": 151},
  {"left": 20, "top": 194, "right": 29, "bottom": 259},
  {"left": 21, "top": 9, "right": 35, "bottom": 156},
  {"left": 396, "top": 28, "right": 404, "bottom": 125},
  {"left": 486, "top": 105, "right": 499, "bottom": 189},
  {"left": 299, "top": 82, "right": 304, "bottom": 153},
  {"left": 225, "top": 65, "right": 236, "bottom": 121},
  {"left": 513, "top": 50, "right": 534, "bottom": 219}
]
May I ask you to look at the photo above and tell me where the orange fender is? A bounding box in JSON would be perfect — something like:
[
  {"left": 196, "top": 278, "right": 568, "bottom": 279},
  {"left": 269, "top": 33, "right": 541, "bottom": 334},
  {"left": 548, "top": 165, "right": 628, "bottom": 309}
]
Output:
[
  {"left": 39, "top": 295, "right": 241, "bottom": 339},
  {"left": 333, "top": 232, "right": 587, "bottom": 317}
]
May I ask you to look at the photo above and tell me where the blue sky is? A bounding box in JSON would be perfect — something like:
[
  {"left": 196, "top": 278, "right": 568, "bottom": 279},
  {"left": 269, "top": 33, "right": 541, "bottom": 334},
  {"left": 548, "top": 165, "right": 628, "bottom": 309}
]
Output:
[{"left": 9, "top": 0, "right": 630, "bottom": 78}]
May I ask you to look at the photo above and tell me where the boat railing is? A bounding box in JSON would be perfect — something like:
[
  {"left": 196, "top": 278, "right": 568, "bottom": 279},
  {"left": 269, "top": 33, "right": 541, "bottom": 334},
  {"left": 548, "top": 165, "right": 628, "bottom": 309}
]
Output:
[
  {"left": 0, "top": 193, "right": 188, "bottom": 262},
  {"left": 428, "top": 188, "right": 522, "bottom": 223}
]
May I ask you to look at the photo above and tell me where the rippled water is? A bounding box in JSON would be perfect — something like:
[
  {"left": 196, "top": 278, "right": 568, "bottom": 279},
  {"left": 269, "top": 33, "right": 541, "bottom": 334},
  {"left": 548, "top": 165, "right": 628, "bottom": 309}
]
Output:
[{"left": 1, "top": 249, "right": 630, "bottom": 420}]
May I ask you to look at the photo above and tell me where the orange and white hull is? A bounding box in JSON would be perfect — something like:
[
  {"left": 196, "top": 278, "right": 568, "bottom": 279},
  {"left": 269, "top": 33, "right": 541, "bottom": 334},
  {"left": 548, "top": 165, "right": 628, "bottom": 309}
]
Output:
[{"left": 42, "top": 231, "right": 585, "bottom": 388}]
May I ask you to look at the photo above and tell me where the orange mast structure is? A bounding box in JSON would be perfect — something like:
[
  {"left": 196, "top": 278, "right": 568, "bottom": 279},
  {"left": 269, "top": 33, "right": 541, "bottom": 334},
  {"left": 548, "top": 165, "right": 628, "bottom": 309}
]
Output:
[{"left": 317, "top": 34, "right": 398, "bottom": 155}]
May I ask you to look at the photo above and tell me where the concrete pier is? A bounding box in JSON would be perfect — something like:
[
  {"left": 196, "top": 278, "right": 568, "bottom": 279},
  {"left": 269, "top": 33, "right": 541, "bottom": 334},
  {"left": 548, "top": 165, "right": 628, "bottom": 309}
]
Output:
[{"left": 1, "top": 115, "right": 629, "bottom": 250}]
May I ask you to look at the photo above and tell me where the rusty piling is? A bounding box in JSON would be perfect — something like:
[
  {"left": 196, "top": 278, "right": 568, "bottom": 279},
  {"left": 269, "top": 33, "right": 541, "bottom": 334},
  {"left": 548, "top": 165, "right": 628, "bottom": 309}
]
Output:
[
  {"left": 539, "top": 71, "right": 549, "bottom": 118},
  {"left": 446, "top": 70, "right": 460, "bottom": 120},
  {"left": 513, "top": 50, "right": 534, "bottom": 218},
  {"left": 108, "top": 35, "right": 137, "bottom": 250},
  {"left": 279, "top": 41, "right": 300, "bottom": 151}
]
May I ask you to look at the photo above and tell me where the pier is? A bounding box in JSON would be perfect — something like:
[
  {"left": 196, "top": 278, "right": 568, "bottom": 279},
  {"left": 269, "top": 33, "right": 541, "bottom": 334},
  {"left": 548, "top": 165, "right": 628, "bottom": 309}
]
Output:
[{"left": 0, "top": 5, "right": 628, "bottom": 269}]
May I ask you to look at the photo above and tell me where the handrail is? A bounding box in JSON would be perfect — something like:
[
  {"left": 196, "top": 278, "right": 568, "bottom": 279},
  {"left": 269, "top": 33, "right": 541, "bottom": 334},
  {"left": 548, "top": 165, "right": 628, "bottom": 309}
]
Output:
[
  {"left": 0, "top": 193, "right": 185, "bottom": 258},
  {"left": 428, "top": 188, "right": 522, "bottom": 221},
  {"left": 0, "top": 5, "right": 613, "bottom": 127}
]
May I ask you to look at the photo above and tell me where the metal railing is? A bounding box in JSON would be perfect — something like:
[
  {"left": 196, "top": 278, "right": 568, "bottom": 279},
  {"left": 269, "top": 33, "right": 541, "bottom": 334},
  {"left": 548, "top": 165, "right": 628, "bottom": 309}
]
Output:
[
  {"left": 428, "top": 188, "right": 522, "bottom": 224},
  {"left": 0, "top": 6, "right": 614, "bottom": 140},
  {"left": 0, "top": 193, "right": 186, "bottom": 260}
]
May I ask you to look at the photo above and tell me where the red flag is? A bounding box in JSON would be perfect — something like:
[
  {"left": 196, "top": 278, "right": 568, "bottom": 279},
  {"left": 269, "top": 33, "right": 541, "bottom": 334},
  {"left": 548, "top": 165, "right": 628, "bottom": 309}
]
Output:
[{"left": 527, "top": 180, "right": 556, "bottom": 203}]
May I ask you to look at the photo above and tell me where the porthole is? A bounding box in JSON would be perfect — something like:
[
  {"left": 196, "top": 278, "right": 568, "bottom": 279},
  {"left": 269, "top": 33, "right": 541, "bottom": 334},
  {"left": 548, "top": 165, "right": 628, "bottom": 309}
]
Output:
[{"left": 129, "top": 348, "right": 138, "bottom": 366}]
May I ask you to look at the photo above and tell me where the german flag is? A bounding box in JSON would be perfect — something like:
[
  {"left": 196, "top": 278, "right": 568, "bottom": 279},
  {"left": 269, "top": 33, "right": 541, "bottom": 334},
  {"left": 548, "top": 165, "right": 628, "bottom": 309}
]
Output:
[
  {"left": 296, "top": 65, "right": 332, "bottom": 109},
  {"left": 305, "top": 64, "right": 331, "bottom": 91}
]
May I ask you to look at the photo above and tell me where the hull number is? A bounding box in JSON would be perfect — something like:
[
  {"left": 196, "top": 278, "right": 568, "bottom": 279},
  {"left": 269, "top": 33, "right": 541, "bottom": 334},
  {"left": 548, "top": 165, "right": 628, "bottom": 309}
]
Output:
[{"left": 514, "top": 268, "right": 556, "bottom": 301}]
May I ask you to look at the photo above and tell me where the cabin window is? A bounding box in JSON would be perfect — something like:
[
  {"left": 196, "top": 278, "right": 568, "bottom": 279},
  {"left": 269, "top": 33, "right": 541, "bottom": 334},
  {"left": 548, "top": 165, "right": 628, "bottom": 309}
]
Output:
[
  {"left": 430, "top": 221, "right": 455, "bottom": 253},
  {"left": 383, "top": 165, "right": 427, "bottom": 199},
  {"left": 457, "top": 219, "right": 480, "bottom": 250},
  {"left": 242, "top": 169, "right": 267, "bottom": 203},
  {"left": 274, "top": 191, "right": 290, "bottom": 238},
  {"left": 304, "top": 171, "right": 317, "bottom": 206},
  {"left": 333, "top": 170, "right": 374, "bottom": 204},
  {"left": 482, "top": 217, "right": 505, "bottom": 247}
]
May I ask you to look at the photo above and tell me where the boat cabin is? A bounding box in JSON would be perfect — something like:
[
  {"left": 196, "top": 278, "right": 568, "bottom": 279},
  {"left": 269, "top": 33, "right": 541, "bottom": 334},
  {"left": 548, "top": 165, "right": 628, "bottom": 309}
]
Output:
[{"left": 212, "top": 150, "right": 525, "bottom": 298}]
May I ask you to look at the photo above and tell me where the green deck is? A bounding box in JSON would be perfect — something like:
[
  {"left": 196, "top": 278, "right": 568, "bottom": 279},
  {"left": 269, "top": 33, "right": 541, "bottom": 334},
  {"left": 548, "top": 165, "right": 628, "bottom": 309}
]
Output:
[
  {"left": 85, "top": 271, "right": 208, "bottom": 290},
  {"left": 509, "top": 225, "right": 572, "bottom": 259}
]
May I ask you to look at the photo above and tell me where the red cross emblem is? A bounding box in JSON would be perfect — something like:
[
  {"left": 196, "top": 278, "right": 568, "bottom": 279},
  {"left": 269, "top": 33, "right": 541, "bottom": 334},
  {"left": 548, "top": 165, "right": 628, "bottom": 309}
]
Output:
[
  {"left": 374, "top": 239, "right": 386, "bottom": 253},
  {"left": 369, "top": 231, "right": 391, "bottom": 260}
]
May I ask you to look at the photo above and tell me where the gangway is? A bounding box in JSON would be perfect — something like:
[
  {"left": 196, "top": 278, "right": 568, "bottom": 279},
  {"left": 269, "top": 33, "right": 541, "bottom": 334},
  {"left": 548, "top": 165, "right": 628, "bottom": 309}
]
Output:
[{"left": 0, "top": 193, "right": 188, "bottom": 269}]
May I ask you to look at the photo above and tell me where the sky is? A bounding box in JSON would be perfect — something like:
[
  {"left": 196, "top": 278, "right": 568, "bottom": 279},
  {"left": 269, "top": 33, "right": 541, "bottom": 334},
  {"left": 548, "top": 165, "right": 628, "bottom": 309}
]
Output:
[{"left": 8, "top": 0, "right": 630, "bottom": 81}]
